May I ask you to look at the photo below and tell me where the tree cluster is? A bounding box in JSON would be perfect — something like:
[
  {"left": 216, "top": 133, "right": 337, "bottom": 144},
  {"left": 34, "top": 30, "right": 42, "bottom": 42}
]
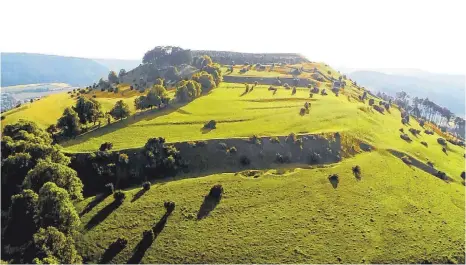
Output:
[
  {"left": 143, "top": 46, "right": 192, "bottom": 66},
  {"left": 135, "top": 85, "right": 170, "bottom": 111},
  {"left": 1, "top": 120, "right": 83, "bottom": 263}
]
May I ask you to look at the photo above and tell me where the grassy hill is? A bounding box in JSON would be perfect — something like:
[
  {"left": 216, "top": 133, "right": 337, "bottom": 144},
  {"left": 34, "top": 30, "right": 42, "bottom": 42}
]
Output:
[
  {"left": 2, "top": 62, "right": 464, "bottom": 263},
  {"left": 1, "top": 85, "right": 140, "bottom": 129},
  {"left": 76, "top": 151, "right": 464, "bottom": 264}
]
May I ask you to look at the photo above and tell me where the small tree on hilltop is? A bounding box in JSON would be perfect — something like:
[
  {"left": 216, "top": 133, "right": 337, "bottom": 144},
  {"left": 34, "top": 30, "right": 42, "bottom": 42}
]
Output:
[
  {"left": 109, "top": 100, "right": 131, "bottom": 120},
  {"left": 118, "top": 69, "right": 126, "bottom": 79},
  {"left": 108, "top": 71, "right": 119, "bottom": 84}
]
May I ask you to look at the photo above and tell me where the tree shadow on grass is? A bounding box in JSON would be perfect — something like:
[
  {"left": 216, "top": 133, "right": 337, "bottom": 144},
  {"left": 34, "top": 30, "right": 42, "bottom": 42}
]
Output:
[
  {"left": 99, "top": 240, "right": 127, "bottom": 263},
  {"left": 197, "top": 195, "right": 221, "bottom": 220},
  {"left": 85, "top": 200, "right": 122, "bottom": 230},
  {"left": 127, "top": 212, "right": 171, "bottom": 264},
  {"left": 80, "top": 193, "right": 108, "bottom": 217},
  {"left": 328, "top": 175, "right": 339, "bottom": 189},
  {"left": 131, "top": 189, "right": 147, "bottom": 203},
  {"left": 200, "top": 127, "right": 214, "bottom": 134},
  {"left": 60, "top": 103, "right": 188, "bottom": 148}
]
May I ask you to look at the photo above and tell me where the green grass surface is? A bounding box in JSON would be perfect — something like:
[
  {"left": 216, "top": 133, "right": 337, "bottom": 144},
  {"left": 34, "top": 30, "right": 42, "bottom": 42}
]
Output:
[
  {"left": 75, "top": 151, "right": 465, "bottom": 264},
  {"left": 1, "top": 86, "right": 138, "bottom": 129},
  {"left": 60, "top": 83, "right": 464, "bottom": 182},
  {"left": 3, "top": 62, "right": 464, "bottom": 263}
]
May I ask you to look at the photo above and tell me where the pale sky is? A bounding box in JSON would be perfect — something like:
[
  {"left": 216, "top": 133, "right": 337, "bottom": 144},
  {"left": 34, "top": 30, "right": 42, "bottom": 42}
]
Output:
[{"left": 1, "top": 0, "right": 465, "bottom": 74}]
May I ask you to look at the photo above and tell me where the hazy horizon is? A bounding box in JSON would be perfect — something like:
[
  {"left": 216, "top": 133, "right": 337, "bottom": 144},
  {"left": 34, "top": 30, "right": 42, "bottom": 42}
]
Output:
[{"left": 1, "top": 0, "right": 465, "bottom": 75}]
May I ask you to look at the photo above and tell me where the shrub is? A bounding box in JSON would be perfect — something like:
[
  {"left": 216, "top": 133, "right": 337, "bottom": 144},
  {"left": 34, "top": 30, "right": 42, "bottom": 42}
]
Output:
[
  {"left": 105, "top": 183, "right": 114, "bottom": 195},
  {"left": 217, "top": 142, "right": 228, "bottom": 150},
  {"left": 208, "top": 184, "right": 224, "bottom": 200},
  {"left": 400, "top": 133, "right": 411, "bottom": 141},
  {"left": 409, "top": 128, "right": 419, "bottom": 136},
  {"left": 300, "top": 108, "right": 306, "bottom": 116},
  {"left": 143, "top": 229, "right": 154, "bottom": 241},
  {"left": 304, "top": 102, "right": 310, "bottom": 110},
  {"left": 249, "top": 135, "right": 261, "bottom": 145},
  {"left": 204, "top": 120, "right": 216, "bottom": 129},
  {"left": 275, "top": 153, "right": 291, "bottom": 163},
  {"left": 239, "top": 155, "right": 250, "bottom": 166},
  {"left": 424, "top": 130, "right": 434, "bottom": 135},
  {"left": 115, "top": 237, "right": 128, "bottom": 248},
  {"left": 113, "top": 190, "right": 126, "bottom": 203},
  {"left": 419, "top": 120, "right": 425, "bottom": 127},
  {"left": 368, "top": 98, "right": 374, "bottom": 106},
  {"left": 373, "top": 105, "right": 384, "bottom": 114},
  {"left": 399, "top": 128, "right": 404, "bottom": 133},
  {"left": 309, "top": 152, "right": 321, "bottom": 163},
  {"left": 461, "top": 171, "right": 465, "bottom": 180},
  {"left": 321, "top": 89, "right": 327, "bottom": 96},
  {"left": 436, "top": 171, "right": 447, "bottom": 180},
  {"left": 142, "top": 181, "right": 151, "bottom": 191},
  {"left": 164, "top": 201, "right": 175, "bottom": 213},
  {"left": 270, "top": 136, "right": 280, "bottom": 144},
  {"left": 285, "top": 133, "right": 297, "bottom": 143},
  {"left": 228, "top": 146, "right": 237, "bottom": 154},
  {"left": 328, "top": 174, "right": 339, "bottom": 182},
  {"left": 421, "top": 141, "right": 428, "bottom": 147},
  {"left": 100, "top": 142, "right": 113, "bottom": 151},
  {"left": 437, "top": 138, "right": 447, "bottom": 146},
  {"left": 196, "top": 140, "right": 207, "bottom": 147},
  {"left": 352, "top": 165, "right": 361, "bottom": 178},
  {"left": 401, "top": 156, "right": 412, "bottom": 164}
]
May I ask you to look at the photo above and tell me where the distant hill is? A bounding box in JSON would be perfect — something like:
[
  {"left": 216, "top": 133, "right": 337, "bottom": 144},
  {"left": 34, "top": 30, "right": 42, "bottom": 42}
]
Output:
[
  {"left": 344, "top": 70, "right": 465, "bottom": 116},
  {"left": 1, "top": 53, "right": 110, "bottom": 87},
  {"left": 93, "top": 58, "right": 141, "bottom": 73}
]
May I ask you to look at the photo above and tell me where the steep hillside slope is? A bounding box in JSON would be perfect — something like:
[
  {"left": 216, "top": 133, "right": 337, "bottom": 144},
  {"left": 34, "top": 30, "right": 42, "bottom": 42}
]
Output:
[
  {"left": 1, "top": 53, "right": 109, "bottom": 86},
  {"left": 76, "top": 151, "right": 464, "bottom": 264},
  {"left": 2, "top": 60, "right": 464, "bottom": 264}
]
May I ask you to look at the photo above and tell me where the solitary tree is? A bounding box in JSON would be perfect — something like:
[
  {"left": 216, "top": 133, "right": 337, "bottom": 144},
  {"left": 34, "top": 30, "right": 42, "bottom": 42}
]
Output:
[
  {"left": 134, "top": 96, "right": 148, "bottom": 111},
  {"left": 109, "top": 100, "right": 131, "bottom": 120},
  {"left": 108, "top": 71, "right": 119, "bottom": 84}
]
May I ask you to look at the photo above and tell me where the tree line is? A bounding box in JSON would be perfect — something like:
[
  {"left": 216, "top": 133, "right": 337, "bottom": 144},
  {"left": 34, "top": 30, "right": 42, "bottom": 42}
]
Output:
[{"left": 377, "top": 91, "right": 465, "bottom": 138}]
